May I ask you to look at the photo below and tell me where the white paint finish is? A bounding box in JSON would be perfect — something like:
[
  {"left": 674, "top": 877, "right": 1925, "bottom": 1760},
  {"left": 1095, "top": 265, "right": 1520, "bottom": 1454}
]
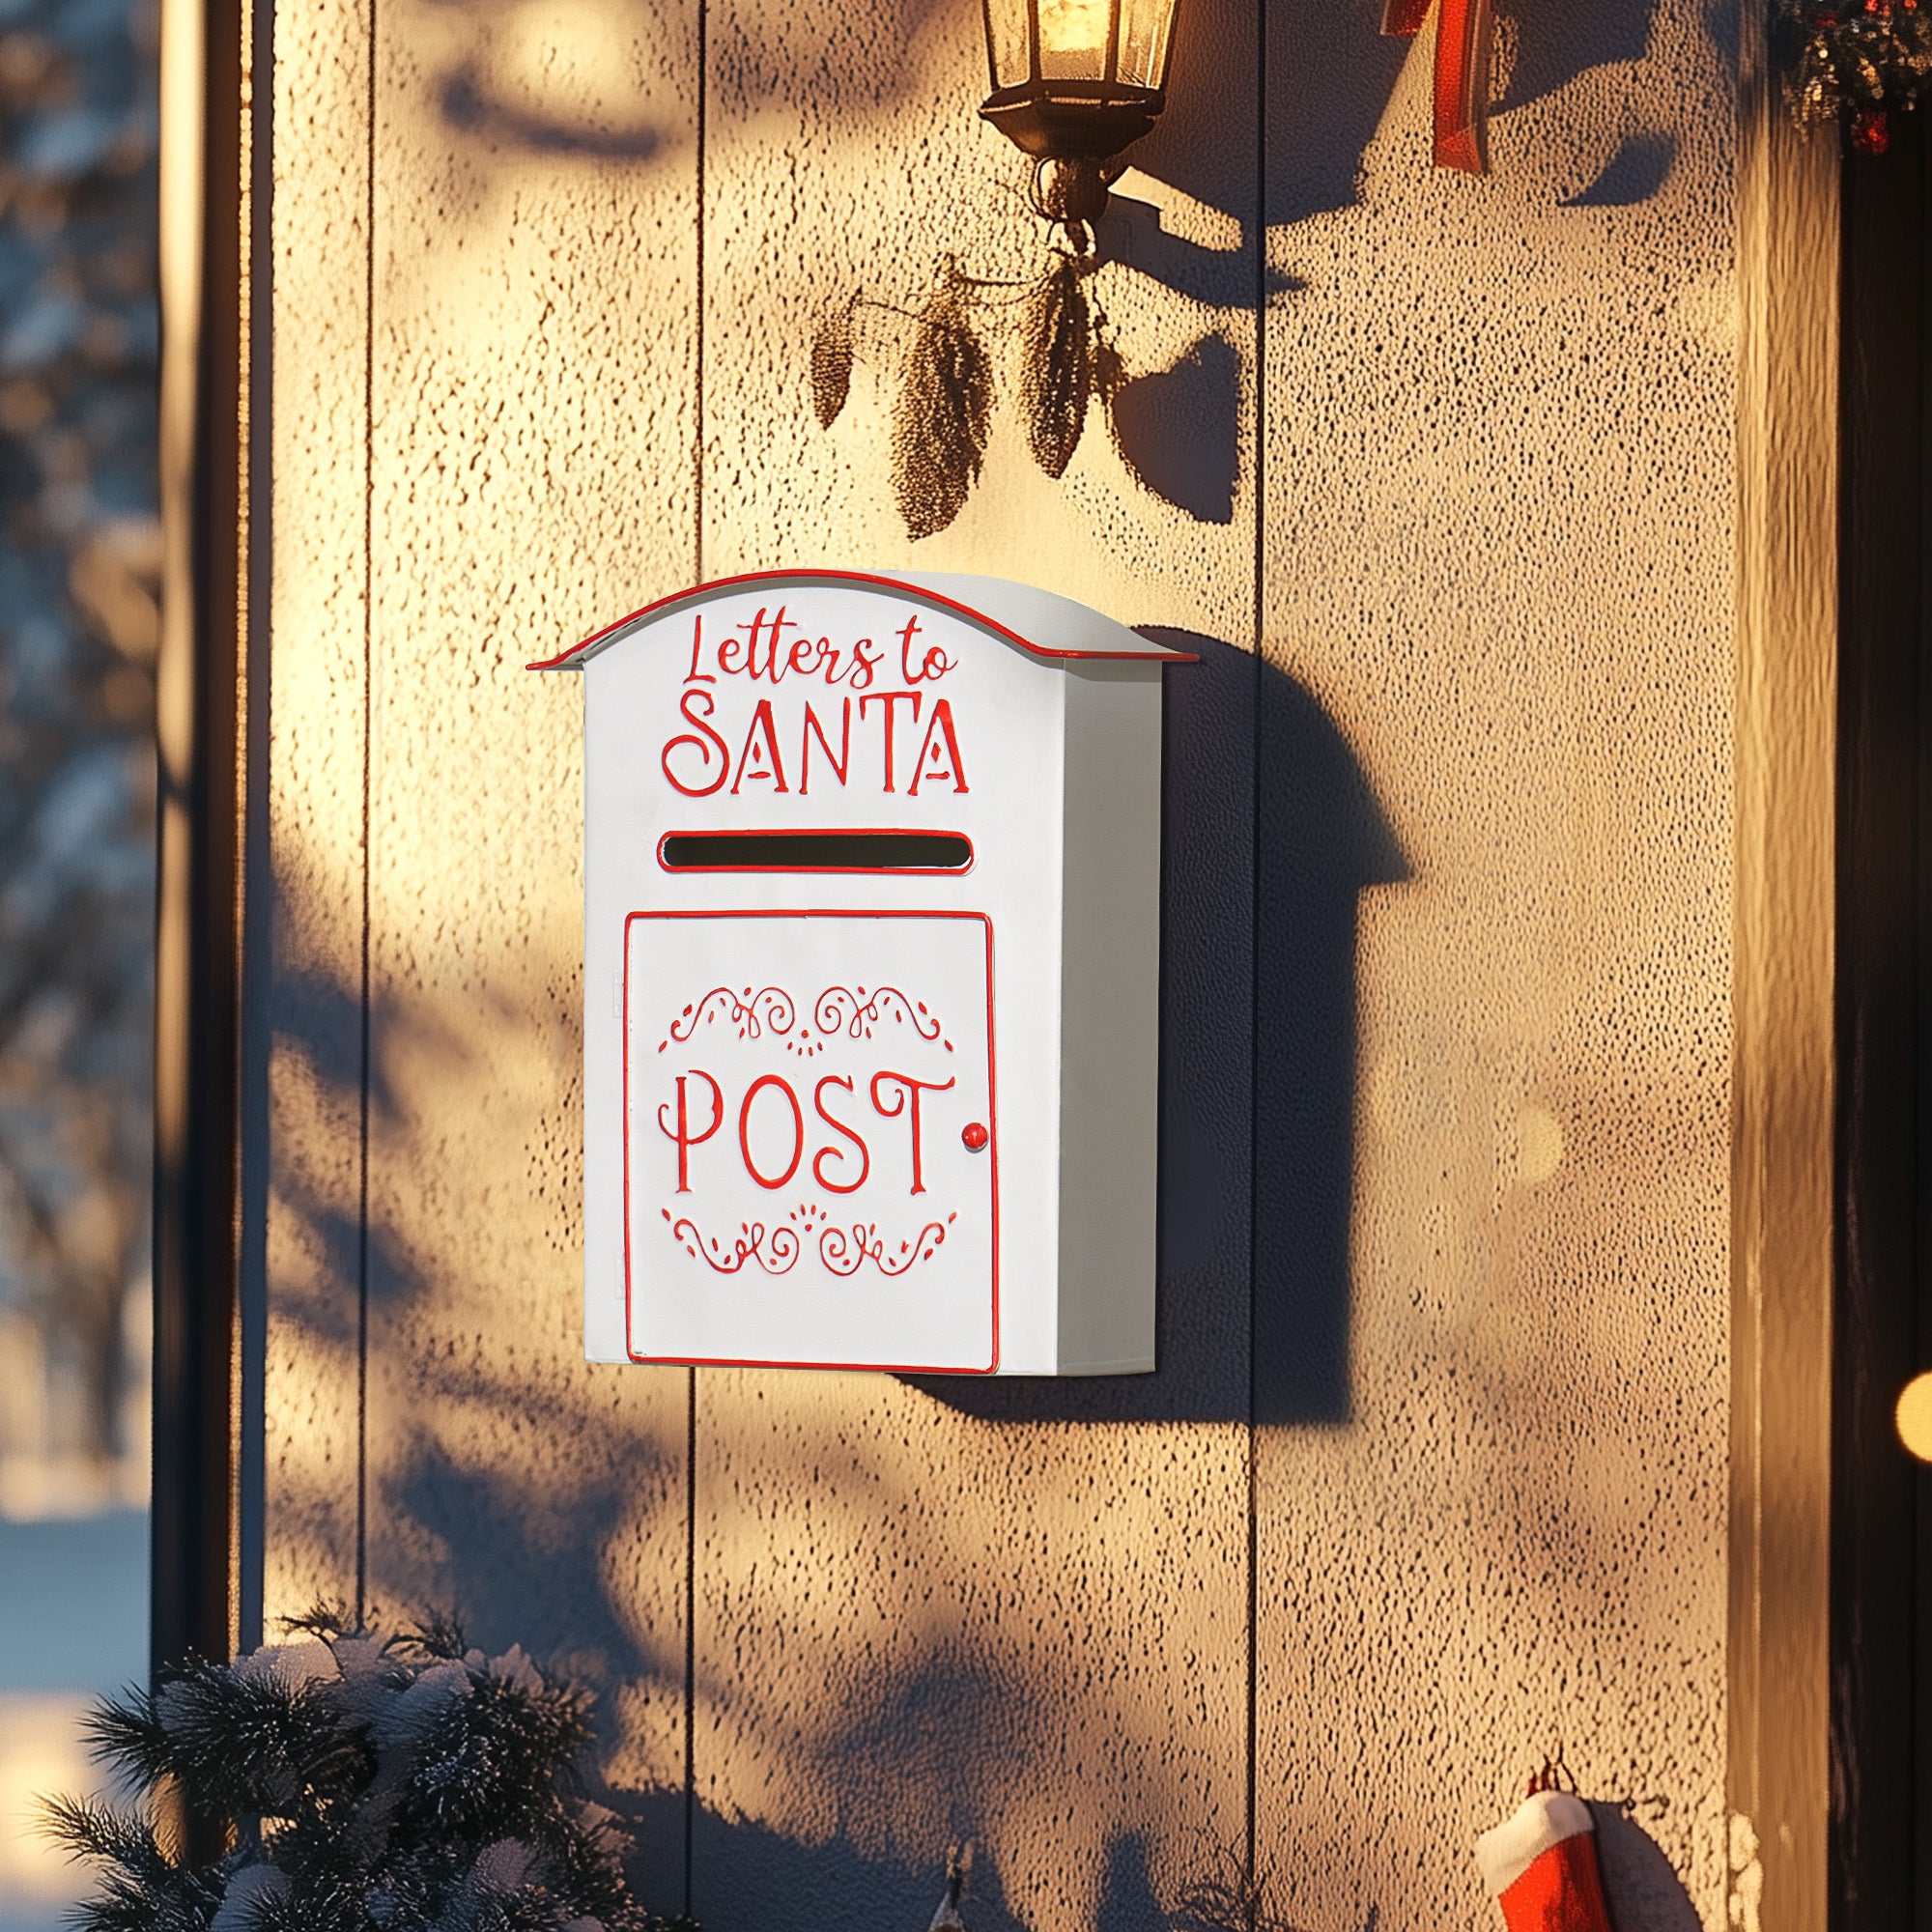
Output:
[
  {"left": 570, "top": 574, "right": 1175, "bottom": 1373},
  {"left": 625, "top": 910, "right": 998, "bottom": 1370},
  {"left": 1056, "top": 661, "right": 1161, "bottom": 1373}
]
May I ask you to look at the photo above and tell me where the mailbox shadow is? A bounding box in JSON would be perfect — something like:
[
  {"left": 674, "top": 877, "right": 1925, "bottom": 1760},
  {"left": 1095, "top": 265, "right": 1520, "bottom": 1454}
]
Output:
[{"left": 909, "top": 633, "right": 1407, "bottom": 1426}]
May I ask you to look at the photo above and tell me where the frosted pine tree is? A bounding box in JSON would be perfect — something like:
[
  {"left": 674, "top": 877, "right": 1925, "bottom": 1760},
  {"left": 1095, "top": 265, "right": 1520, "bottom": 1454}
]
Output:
[{"left": 45, "top": 1607, "right": 692, "bottom": 1932}]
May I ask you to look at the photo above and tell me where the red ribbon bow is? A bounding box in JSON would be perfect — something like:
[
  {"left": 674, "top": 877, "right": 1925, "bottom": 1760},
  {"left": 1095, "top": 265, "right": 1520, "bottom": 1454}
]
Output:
[{"left": 1382, "top": 0, "right": 1492, "bottom": 173}]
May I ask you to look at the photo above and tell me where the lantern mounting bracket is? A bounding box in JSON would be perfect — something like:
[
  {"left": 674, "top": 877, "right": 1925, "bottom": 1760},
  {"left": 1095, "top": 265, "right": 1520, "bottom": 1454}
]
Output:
[{"left": 978, "top": 80, "right": 1168, "bottom": 162}]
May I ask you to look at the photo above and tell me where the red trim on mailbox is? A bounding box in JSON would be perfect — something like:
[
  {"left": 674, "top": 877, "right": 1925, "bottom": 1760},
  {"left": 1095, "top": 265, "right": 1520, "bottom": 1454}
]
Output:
[
  {"left": 655, "top": 827, "right": 976, "bottom": 878},
  {"left": 526, "top": 568, "right": 1200, "bottom": 670},
  {"left": 621, "top": 907, "right": 1000, "bottom": 1376}
]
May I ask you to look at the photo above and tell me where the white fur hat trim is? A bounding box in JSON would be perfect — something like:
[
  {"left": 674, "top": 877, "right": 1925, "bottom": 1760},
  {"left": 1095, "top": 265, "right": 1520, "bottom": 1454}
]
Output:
[{"left": 1473, "top": 1790, "right": 1596, "bottom": 1898}]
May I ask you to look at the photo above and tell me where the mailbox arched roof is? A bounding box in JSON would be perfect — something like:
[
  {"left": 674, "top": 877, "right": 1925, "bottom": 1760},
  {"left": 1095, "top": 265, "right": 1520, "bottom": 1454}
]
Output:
[{"left": 526, "top": 569, "right": 1199, "bottom": 671}]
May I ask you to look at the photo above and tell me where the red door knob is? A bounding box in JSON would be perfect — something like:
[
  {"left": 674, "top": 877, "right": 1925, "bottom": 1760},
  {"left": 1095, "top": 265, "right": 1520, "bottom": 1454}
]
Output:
[{"left": 961, "top": 1122, "right": 989, "bottom": 1152}]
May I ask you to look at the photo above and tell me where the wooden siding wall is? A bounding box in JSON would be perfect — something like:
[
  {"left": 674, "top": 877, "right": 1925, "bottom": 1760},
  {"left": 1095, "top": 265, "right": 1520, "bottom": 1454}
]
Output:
[{"left": 258, "top": 0, "right": 1740, "bottom": 1925}]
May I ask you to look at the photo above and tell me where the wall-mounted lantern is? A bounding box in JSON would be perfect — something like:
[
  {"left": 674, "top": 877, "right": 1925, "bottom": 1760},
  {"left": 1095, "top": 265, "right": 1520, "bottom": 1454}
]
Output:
[{"left": 979, "top": 0, "right": 1182, "bottom": 235}]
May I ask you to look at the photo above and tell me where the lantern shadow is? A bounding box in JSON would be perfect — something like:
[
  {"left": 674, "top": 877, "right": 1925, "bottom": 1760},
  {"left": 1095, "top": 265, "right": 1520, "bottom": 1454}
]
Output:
[
  {"left": 909, "top": 632, "right": 1407, "bottom": 1426},
  {"left": 1103, "top": 331, "right": 1242, "bottom": 526}
]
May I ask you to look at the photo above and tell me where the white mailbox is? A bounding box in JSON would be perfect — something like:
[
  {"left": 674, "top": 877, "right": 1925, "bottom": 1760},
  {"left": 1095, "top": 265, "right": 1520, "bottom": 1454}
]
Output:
[{"left": 533, "top": 570, "right": 1190, "bottom": 1375}]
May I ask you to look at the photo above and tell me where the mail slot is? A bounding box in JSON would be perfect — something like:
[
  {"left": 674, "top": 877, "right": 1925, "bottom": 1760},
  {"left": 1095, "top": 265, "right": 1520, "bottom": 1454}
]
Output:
[{"left": 532, "top": 569, "right": 1191, "bottom": 1375}]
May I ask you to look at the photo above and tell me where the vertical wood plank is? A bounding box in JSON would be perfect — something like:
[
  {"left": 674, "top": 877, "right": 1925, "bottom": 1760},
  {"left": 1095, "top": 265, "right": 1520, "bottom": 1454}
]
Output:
[
  {"left": 261, "top": 0, "right": 372, "bottom": 1634},
  {"left": 690, "top": 2, "right": 1260, "bottom": 1925},
  {"left": 1730, "top": 1, "right": 1837, "bottom": 1925},
  {"left": 1256, "top": 0, "right": 1738, "bottom": 1924},
  {"left": 356, "top": 0, "right": 699, "bottom": 1894}
]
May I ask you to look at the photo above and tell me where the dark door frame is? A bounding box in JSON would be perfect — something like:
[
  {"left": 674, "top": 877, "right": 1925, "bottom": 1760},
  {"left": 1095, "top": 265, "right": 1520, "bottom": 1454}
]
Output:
[
  {"left": 151, "top": 0, "right": 271, "bottom": 1684},
  {"left": 1833, "top": 112, "right": 1931, "bottom": 1931}
]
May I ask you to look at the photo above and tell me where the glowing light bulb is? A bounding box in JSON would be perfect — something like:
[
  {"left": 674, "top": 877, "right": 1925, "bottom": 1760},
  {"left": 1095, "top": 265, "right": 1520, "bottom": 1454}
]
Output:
[
  {"left": 1896, "top": 1371, "right": 1932, "bottom": 1461},
  {"left": 1037, "top": 0, "right": 1111, "bottom": 75}
]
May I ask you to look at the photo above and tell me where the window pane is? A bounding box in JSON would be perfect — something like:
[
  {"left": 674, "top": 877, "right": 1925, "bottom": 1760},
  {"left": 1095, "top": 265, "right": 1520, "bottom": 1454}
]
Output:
[
  {"left": 1118, "top": 0, "right": 1176, "bottom": 88},
  {"left": 983, "top": 0, "right": 1033, "bottom": 88}
]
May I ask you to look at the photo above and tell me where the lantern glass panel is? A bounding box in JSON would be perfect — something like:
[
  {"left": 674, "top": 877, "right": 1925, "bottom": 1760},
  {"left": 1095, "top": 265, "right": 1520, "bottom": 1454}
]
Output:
[
  {"left": 982, "top": 0, "right": 1030, "bottom": 90},
  {"left": 1116, "top": 0, "right": 1177, "bottom": 89},
  {"left": 1036, "top": 0, "right": 1114, "bottom": 78}
]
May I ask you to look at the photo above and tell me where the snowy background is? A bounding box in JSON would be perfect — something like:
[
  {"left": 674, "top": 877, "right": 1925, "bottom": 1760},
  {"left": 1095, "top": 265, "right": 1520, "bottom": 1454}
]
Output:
[
  {"left": 0, "top": 0, "right": 157, "bottom": 1910},
  {"left": 0, "top": 1515, "right": 147, "bottom": 1932}
]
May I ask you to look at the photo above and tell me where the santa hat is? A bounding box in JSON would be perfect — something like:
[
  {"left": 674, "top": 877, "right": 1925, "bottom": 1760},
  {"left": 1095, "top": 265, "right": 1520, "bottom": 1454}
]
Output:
[{"left": 1474, "top": 1788, "right": 1612, "bottom": 1932}]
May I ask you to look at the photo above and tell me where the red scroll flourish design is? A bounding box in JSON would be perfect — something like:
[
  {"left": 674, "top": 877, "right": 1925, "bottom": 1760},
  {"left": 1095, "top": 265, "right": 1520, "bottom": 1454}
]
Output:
[
  {"left": 659, "top": 984, "right": 950, "bottom": 1055},
  {"left": 818, "top": 1212, "right": 957, "bottom": 1278},
  {"left": 665, "top": 985, "right": 797, "bottom": 1047},
  {"left": 1381, "top": 0, "right": 1491, "bottom": 174},
  {"left": 813, "top": 986, "right": 945, "bottom": 1044},
  {"left": 661, "top": 1210, "right": 801, "bottom": 1274}
]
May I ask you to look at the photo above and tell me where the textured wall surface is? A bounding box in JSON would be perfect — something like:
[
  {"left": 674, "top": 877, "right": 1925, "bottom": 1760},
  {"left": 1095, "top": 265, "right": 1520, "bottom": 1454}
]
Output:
[{"left": 261, "top": 0, "right": 1736, "bottom": 1925}]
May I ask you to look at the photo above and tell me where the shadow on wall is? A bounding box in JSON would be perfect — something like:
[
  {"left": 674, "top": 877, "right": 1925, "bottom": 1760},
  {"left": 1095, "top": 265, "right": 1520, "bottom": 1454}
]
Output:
[
  {"left": 631, "top": 1794, "right": 1696, "bottom": 1932},
  {"left": 412, "top": 0, "right": 1684, "bottom": 530},
  {"left": 1590, "top": 1804, "right": 1703, "bottom": 1932},
  {"left": 422, "top": 0, "right": 1660, "bottom": 204},
  {"left": 911, "top": 633, "right": 1407, "bottom": 1427},
  {"left": 379, "top": 1435, "right": 688, "bottom": 1911},
  {"left": 251, "top": 958, "right": 468, "bottom": 1357},
  {"left": 1132, "top": 0, "right": 1664, "bottom": 230},
  {"left": 387, "top": 1433, "right": 671, "bottom": 1686},
  {"left": 369, "top": 1461, "right": 1172, "bottom": 1931},
  {"left": 1089, "top": 0, "right": 1679, "bottom": 520},
  {"left": 664, "top": 1797, "right": 1344, "bottom": 1932},
  {"left": 1559, "top": 130, "right": 1677, "bottom": 207},
  {"left": 687, "top": 1799, "right": 1043, "bottom": 1932},
  {"left": 1102, "top": 332, "right": 1244, "bottom": 526},
  {"left": 439, "top": 65, "right": 668, "bottom": 159}
]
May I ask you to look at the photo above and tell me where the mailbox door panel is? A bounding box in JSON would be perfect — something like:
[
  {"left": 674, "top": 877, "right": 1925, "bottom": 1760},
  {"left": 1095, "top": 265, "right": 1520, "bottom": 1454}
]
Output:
[{"left": 624, "top": 910, "right": 997, "bottom": 1370}]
